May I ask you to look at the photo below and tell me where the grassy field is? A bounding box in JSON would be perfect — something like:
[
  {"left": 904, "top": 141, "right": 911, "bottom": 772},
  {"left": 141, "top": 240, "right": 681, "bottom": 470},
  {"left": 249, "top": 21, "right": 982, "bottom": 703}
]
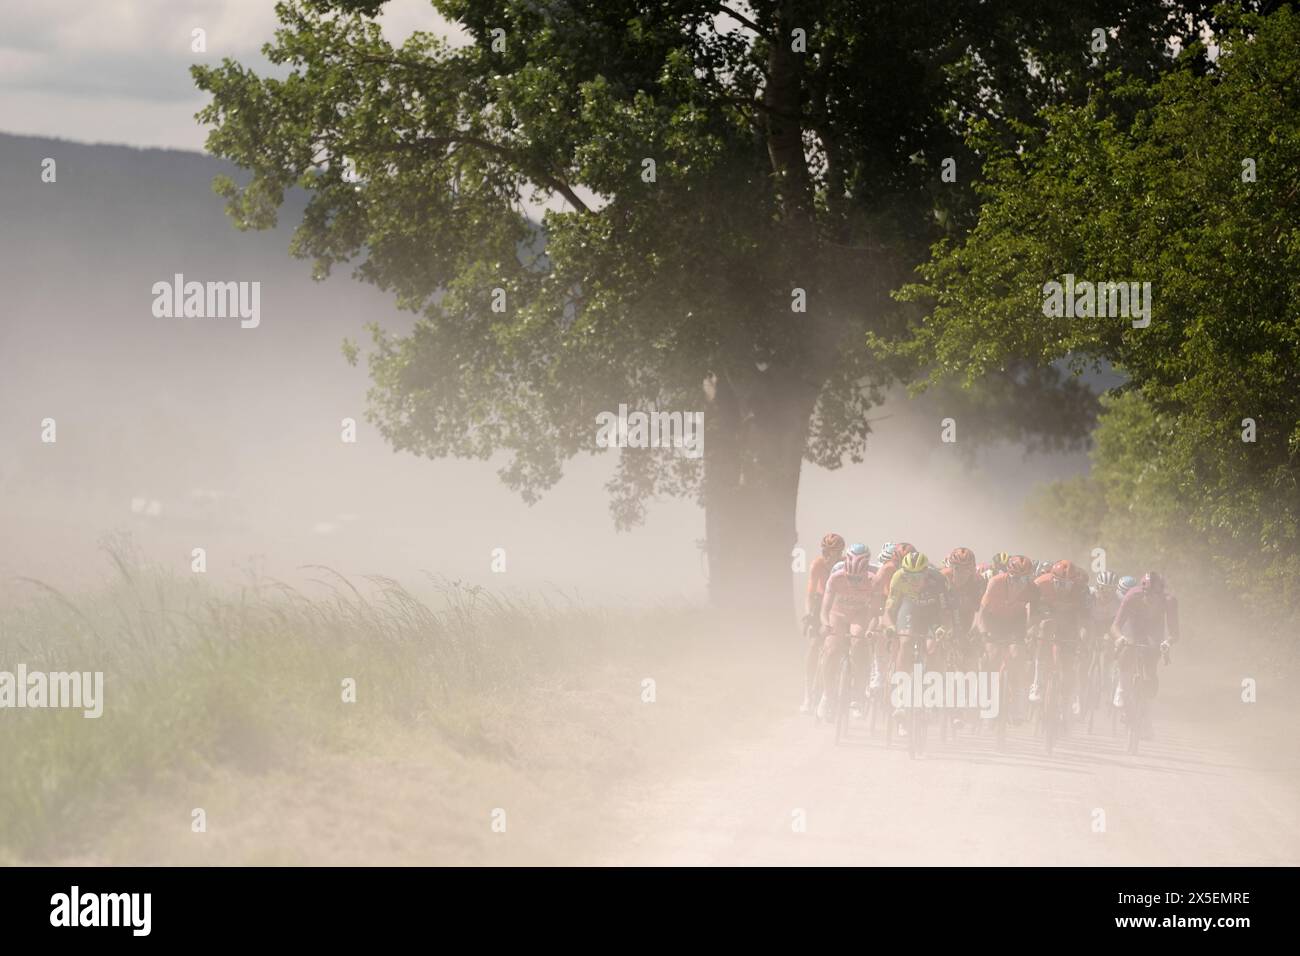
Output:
[{"left": 0, "top": 543, "right": 738, "bottom": 863}]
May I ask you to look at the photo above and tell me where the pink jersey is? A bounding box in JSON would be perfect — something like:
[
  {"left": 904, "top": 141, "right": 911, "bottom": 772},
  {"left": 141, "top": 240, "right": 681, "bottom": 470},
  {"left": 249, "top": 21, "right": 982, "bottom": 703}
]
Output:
[{"left": 821, "top": 566, "right": 876, "bottom": 628}]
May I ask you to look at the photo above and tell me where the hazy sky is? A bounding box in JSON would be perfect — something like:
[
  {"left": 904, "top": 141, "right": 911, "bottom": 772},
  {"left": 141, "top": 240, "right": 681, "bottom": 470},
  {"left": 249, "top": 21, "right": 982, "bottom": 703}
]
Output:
[{"left": 0, "top": 0, "right": 469, "bottom": 151}]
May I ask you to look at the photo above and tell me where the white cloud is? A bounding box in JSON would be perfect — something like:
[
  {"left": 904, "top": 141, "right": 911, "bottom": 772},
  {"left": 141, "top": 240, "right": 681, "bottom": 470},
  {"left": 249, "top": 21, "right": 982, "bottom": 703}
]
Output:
[{"left": 0, "top": 0, "right": 469, "bottom": 150}]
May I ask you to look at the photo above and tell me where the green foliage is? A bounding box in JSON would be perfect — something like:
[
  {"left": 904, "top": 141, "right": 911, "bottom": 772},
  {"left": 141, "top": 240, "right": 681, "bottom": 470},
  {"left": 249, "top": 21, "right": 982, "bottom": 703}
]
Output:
[{"left": 910, "top": 7, "right": 1300, "bottom": 627}]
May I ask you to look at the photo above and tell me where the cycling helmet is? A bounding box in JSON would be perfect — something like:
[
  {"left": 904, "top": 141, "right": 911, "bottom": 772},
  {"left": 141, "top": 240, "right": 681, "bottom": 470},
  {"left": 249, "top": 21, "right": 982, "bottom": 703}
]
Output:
[
  {"left": 1007, "top": 555, "right": 1034, "bottom": 578},
  {"left": 947, "top": 547, "right": 976, "bottom": 568},
  {"left": 1142, "top": 571, "right": 1165, "bottom": 594},
  {"left": 845, "top": 552, "right": 871, "bottom": 576},
  {"left": 895, "top": 541, "right": 918, "bottom": 559},
  {"left": 901, "top": 552, "right": 929, "bottom": 573},
  {"left": 1095, "top": 571, "right": 1118, "bottom": 589},
  {"left": 848, "top": 542, "right": 869, "bottom": 557},
  {"left": 876, "top": 543, "right": 895, "bottom": 564},
  {"left": 1117, "top": 575, "right": 1138, "bottom": 597},
  {"left": 821, "top": 533, "right": 845, "bottom": 553},
  {"left": 1050, "top": 559, "right": 1073, "bottom": 580},
  {"left": 991, "top": 551, "right": 1011, "bottom": 571}
]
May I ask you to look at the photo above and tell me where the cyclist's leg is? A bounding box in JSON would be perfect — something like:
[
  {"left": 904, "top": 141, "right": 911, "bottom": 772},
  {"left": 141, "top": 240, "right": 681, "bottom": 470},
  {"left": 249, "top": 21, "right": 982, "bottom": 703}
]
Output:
[
  {"left": 848, "top": 619, "right": 872, "bottom": 709},
  {"left": 820, "top": 618, "right": 850, "bottom": 715},
  {"left": 981, "top": 636, "right": 998, "bottom": 723},
  {"left": 894, "top": 599, "right": 916, "bottom": 673},
  {"left": 802, "top": 616, "right": 823, "bottom": 711},
  {"left": 1139, "top": 643, "right": 1157, "bottom": 736},
  {"left": 984, "top": 635, "right": 1013, "bottom": 727},
  {"left": 873, "top": 616, "right": 894, "bottom": 686},
  {"left": 1007, "top": 626, "right": 1028, "bottom": 721},
  {"left": 1114, "top": 621, "right": 1137, "bottom": 708},
  {"left": 1026, "top": 622, "right": 1040, "bottom": 701},
  {"left": 1064, "top": 638, "right": 1078, "bottom": 715}
]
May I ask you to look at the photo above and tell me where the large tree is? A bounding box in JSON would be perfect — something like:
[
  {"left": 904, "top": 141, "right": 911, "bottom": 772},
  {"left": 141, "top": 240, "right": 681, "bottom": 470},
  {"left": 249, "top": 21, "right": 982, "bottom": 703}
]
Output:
[{"left": 194, "top": 0, "right": 1223, "bottom": 619}]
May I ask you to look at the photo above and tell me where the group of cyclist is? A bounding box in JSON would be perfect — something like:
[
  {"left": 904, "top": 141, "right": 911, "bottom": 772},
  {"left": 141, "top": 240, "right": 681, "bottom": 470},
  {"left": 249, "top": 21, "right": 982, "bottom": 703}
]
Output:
[{"left": 801, "top": 534, "right": 1180, "bottom": 739}]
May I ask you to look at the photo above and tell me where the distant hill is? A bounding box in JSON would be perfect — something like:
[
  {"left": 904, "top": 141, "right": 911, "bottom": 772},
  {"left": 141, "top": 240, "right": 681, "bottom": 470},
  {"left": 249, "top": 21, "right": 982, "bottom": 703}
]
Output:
[{"left": 0, "top": 132, "right": 712, "bottom": 600}]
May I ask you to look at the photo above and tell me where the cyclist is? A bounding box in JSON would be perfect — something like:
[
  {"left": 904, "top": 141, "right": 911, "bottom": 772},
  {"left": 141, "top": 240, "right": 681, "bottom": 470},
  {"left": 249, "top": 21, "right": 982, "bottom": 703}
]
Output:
[
  {"left": 941, "top": 546, "right": 985, "bottom": 638},
  {"left": 870, "top": 541, "right": 915, "bottom": 683},
  {"left": 817, "top": 548, "right": 876, "bottom": 719},
  {"left": 1110, "top": 572, "right": 1179, "bottom": 725},
  {"left": 940, "top": 546, "right": 984, "bottom": 727},
  {"left": 1027, "top": 559, "right": 1088, "bottom": 712},
  {"left": 886, "top": 551, "right": 953, "bottom": 673},
  {"left": 873, "top": 541, "right": 916, "bottom": 613},
  {"left": 884, "top": 551, "right": 952, "bottom": 736},
  {"left": 801, "top": 533, "right": 844, "bottom": 713},
  {"left": 974, "top": 554, "right": 1039, "bottom": 724},
  {"left": 875, "top": 542, "right": 895, "bottom": 568},
  {"left": 977, "top": 551, "right": 1011, "bottom": 578},
  {"left": 1087, "top": 571, "right": 1123, "bottom": 640},
  {"left": 1085, "top": 571, "right": 1123, "bottom": 710}
]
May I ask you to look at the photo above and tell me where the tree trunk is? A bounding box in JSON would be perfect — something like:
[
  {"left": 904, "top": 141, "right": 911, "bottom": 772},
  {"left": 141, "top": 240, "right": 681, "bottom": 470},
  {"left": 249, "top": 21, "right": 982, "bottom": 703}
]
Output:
[{"left": 703, "top": 371, "right": 816, "bottom": 634}]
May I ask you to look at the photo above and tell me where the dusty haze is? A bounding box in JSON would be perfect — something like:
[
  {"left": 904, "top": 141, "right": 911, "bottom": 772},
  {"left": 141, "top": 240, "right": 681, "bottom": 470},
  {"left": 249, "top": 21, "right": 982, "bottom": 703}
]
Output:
[
  {"left": 1, "top": 132, "right": 1295, "bottom": 870},
  {"left": 0, "top": 132, "right": 1091, "bottom": 607}
]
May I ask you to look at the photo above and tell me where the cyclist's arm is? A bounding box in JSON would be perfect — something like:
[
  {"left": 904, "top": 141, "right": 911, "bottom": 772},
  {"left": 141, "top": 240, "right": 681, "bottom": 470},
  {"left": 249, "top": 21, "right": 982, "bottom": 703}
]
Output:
[
  {"left": 820, "top": 580, "right": 837, "bottom": 629},
  {"left": 805, "top": 592, "right": 823, "bottom": 630},
  {"left": 804, "top": 557, "right": 825, "bottom": 616},
  {"left": 1109, "top": 595, "right": 1132, "bottom": 644},
  {"left": 883, "top": 568, "right": 906, "bottom": 621}
]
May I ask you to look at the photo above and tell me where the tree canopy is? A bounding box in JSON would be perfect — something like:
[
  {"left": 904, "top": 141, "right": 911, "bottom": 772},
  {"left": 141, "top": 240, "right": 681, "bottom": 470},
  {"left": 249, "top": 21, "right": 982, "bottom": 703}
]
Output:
[{"left": 906, "top": 6, "right": 1299, "bottom": 625}]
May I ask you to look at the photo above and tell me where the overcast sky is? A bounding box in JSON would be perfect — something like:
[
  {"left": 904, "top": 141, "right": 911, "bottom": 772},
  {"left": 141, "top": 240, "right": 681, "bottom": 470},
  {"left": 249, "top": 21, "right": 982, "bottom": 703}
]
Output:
[{"left": 0, "top": 0, "right": 469, "bottom": 151}]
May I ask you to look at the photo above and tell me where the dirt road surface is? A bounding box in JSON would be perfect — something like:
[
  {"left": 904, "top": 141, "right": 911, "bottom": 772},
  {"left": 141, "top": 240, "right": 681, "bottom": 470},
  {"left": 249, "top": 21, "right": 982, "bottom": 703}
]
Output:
[
  {"left": 53, "top": 648, "right": 1298, "bottom": 867},
  {"left": 597, "top": 658, "right": 1299, "bottom": 866}
]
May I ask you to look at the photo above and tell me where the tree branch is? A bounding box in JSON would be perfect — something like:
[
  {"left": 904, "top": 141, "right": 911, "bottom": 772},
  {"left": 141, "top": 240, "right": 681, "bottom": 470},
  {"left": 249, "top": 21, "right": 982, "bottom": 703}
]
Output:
[
  {"left": 391, "top": 134, "right": 592, "bottom": 214},
  {"left": 716, "top": 3, "right": 771, "bottom": 39}
]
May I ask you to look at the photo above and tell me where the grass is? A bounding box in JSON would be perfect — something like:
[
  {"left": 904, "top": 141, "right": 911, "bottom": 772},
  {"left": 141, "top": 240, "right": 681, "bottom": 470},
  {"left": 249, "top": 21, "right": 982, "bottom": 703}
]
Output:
[{"left": 0, "top": 541, "right": 710, "bottom": 861}]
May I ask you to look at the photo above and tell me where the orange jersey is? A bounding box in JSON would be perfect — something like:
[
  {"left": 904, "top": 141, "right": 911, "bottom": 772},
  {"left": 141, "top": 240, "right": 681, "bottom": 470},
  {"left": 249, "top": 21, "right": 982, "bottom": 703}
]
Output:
[
  {"left": 980, "top": 572, "right": 1036, "bottom": 619},
  {"left": 808, "top": 554, "right": 835, "bottom": 598},
  {"left": 942, "top": 566, "right": 985, "bottom": 630},
  {"left": 1031, "top": 573, "right": 1087, "bottom": 628}
]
